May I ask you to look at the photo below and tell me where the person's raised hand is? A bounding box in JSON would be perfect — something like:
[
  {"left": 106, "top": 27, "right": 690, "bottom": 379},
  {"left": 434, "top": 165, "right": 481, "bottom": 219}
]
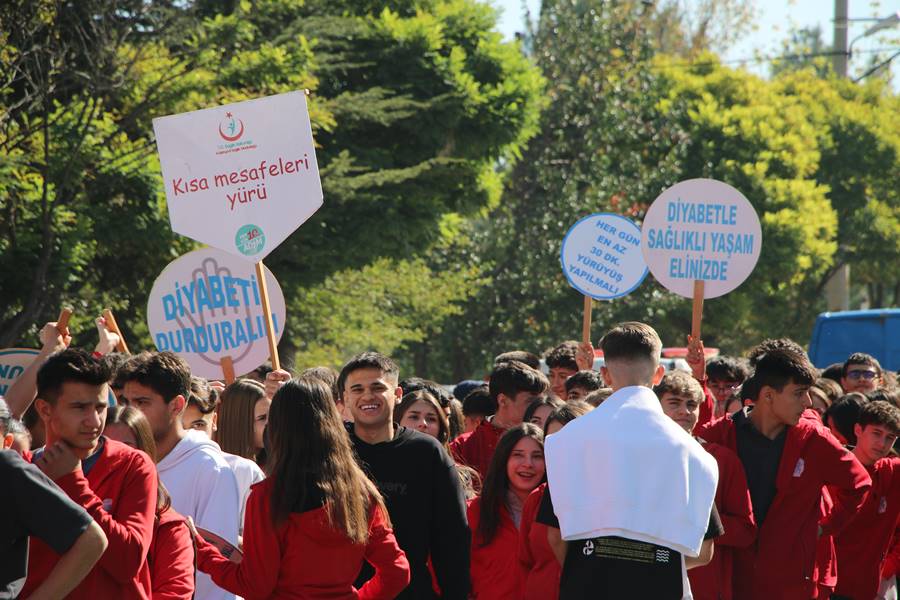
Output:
[
  {"left": 265, "top": 369, "right": 292, "bottom": 400},
  {"left": 39, "top": 322, "right": 71, "bottom": 354},
  {"left": 686, "top": 335, "right": 706, "bottom": 381},
  {"left": 94, "top": 317, "right": 121, "bottom": 356},
  {"left": 36, "top": 441, "right": 82, "bottom": 481},
  {"left": 576, "top": 341, "right": 595, "bottom": 372}
]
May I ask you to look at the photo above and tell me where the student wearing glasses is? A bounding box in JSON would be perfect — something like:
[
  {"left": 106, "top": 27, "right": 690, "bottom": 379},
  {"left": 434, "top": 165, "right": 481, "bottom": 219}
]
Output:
[{"left": 840, "top": 353, "right": 884, "bottom": 394}]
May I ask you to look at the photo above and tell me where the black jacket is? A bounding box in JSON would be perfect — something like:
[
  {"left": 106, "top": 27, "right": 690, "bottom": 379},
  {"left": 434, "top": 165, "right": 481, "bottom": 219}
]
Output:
[{"left": 348, "top": 423, "right": 471, "bottom": 599}]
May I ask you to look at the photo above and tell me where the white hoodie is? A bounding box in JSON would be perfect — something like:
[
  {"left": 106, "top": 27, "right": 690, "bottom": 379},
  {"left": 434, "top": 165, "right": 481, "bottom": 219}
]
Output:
[{"left": 158, "top": 429, "right": 240, "bottom": 600}]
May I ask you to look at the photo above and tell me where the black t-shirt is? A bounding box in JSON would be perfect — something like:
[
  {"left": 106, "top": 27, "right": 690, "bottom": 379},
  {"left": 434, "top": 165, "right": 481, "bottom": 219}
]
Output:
[
  {"left": 0, "top": 450, "right": 93, "bottom": 599},
  {"left": 537, "top": 487, "right": 723, "bottom": 600}
]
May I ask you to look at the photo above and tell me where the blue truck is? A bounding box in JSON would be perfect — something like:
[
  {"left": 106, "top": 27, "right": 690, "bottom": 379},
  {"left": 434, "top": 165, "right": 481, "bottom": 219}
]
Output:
[{"left": 808, "top": 309, "right": 900, "bottom": 372}]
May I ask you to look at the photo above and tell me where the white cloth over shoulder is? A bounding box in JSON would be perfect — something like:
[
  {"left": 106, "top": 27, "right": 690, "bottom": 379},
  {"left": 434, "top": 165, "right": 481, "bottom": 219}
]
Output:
[{"left": 544, "top": 385, "right": 718, "bottom": 557}]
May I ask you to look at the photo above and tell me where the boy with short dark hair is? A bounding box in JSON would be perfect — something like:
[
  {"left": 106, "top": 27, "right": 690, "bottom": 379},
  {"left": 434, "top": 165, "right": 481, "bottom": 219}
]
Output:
[
  {"left": 832, "top": 401, "right": 900, "bottom": 600},
  {"left": 706, "top": 356, "right": 751, "bottom": 413},
  {"left": 654, "top": 371, "right": 756, "bottom": 600},
  {"left": 564, "top": 370, "right": 604, "bottom": 402},
  {"left": 539, "top": 322, "right": 722, "bottom": 600},
  {"left": 21, "top": 349, "right": 157, "bottom": 599},
  {"left": 544, "top": 341, "right": 580, "bottom": 400},
  {"left": 702, "top": 347, "right": 871, "bottom": 600},
  {"left": 2, "top": 394, "right": 109, "bottom": 599},
  {"left": 460, "top": 385, "right": 496, "bottom": 433},
  {"left": 119, "top": 351, "right": 240, "bottom": 600},
  {"left": 841, "top": 352, "right": 884, "bottom": 394},
  {"left": 494, "top": 350, "right": 542, "bottom": 371},
  {"left": 339, "top": 351, "right": 470, "bottom": 600},
  {"left": 450, "top": 360, "right": 548, "bottom": 479}
]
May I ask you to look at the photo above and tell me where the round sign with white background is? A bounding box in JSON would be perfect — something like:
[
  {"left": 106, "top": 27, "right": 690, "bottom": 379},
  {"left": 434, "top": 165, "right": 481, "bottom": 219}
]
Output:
[
  {"left": 641, "top": 179, "right": 762, "bottom": 299},
  {"left": 560, "top": 213, "right": 648, "bottom": 300},
  {"left": 147, "top": 247, "right": 286, "bottom": 380}
]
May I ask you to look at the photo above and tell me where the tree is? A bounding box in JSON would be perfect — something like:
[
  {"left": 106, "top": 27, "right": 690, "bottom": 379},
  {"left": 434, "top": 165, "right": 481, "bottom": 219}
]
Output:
[
  {"left": 0, "top": 0, "right": 204, "bottom": 347},
  {"left": 426, "top": 0, "right": 691, "bottom": 381},
  {"left": 647, "top": 0, "right": 758, "bottom": 57},
  {"left": 0, "top": 0, "right": 545, "bottom": 363}
]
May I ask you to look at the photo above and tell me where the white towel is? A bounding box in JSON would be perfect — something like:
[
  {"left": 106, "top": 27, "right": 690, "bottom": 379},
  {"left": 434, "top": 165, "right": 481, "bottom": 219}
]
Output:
[{"left": 544, "top": 385, "right": 718, "bottom": 557}]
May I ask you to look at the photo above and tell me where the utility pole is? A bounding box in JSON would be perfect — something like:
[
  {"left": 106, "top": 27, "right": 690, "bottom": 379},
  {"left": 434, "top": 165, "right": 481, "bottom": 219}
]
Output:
[{"left": 825, "top": 0, "right": 851, "bottom": 311}]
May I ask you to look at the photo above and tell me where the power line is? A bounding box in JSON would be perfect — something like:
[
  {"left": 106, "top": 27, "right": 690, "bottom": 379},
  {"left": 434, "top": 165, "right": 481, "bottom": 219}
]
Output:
[
  {"left": 854, "top": 49, "right": 900, "bottom": 81},
  {"left": 651, "top": 46, "right": 900, "bottom": 71}
]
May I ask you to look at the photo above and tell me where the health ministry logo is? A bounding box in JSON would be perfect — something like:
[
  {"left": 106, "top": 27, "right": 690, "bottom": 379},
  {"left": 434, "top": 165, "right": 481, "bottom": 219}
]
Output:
[
  {"left": 215, "top": 110, "right": 257, "bottom": 155},
  {"left": 218, "top": 112, "right": 244, "bottom": 142}
]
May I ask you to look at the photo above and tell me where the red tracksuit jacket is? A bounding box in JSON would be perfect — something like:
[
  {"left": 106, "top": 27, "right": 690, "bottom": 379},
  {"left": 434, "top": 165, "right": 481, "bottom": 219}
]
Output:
[
  {"left": 688, "top": 441, "right": 756, "bottom": 600},
  {"left": 467, "top": 497, "right": 521, "bottom": 600},
  {"left": 197, "top": 477, "right": 410, "bottom": 599},
  {"left": 149, "top": 508, "right": 195, "bottom": 600},
  {"left": 702, "top": 415, "right": 871, "bottom": 600},
  {"left": 834, "top": 457, "right": 900, "bottom": 600},
  {"left": 697, "top": 382, "right": 716, "bottom": 429},
  {"left": 22, "top": 437, "right": 157, "bottom": 599},
  {"left": 518, "top": 484, "right": 560, "bottom": 600},
  {"left": 450, "top": 419, "right": 506, "bottom": 481}
]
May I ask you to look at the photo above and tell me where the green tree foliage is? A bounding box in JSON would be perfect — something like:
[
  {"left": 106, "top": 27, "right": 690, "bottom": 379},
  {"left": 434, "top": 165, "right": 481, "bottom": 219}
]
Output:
[
  {"left": 0, "top": 0, "right": 544, "bottom": 364},
  {"left": 425, "top": 0, "right": 690, "bottom": 381},
  {"left": 428, "top": 4, "right": 900, "bottom": 381}
]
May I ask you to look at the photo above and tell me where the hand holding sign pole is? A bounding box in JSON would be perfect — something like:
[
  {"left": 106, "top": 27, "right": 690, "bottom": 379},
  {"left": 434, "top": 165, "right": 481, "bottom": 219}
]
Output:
[
  {"left": 101, "top": 308, "right": 130, "bottom": 354},
  {"left": 561, "top": 213, "right": 649, "bottom": 344},
  {"left": 641, "top": 178, "right": 762, "bottom": 343},
  {"left": 153, "top": 91, "right": 323, "bottom": 377}
]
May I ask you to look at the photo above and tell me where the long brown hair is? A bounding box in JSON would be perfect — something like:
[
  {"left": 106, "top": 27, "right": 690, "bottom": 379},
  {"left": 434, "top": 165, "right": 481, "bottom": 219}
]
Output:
[
  {"left": 106, "top": 405, "right": 172, "bottom": 516},
  {"left": 267, "top": 377, "right": 387, "bottom": 542},
  {"left": 476, "top": 423, "right": 544, "bottom": 547},
  {"left": 217, "top": 379, "right": 265, "bottom": 461}
]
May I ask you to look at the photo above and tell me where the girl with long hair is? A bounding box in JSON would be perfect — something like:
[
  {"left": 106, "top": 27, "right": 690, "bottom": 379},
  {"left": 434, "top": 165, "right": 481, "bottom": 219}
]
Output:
[
  {"left": 105, "top": 405, "right": 195, "bottom": 600},
  {"left": 395, "top": 390, "right": 480, "bottom": 498},
  {"left": 193, "top": 377, "right": 410, "bottom": 599},
  {"left": 518, "top": 401, "right": 592, "bottom": 600},
  {"left": 468, "top": 423, "right": 545, "bottom": 599},
  {"left": 216, "top": 379, "right": 269, "bottom": 467}
]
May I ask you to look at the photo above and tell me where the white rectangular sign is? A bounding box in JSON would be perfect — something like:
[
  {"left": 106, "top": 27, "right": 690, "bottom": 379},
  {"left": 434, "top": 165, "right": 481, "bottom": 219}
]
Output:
[{"left": 153, "top": 91, "right": 323, "bottom": 261}]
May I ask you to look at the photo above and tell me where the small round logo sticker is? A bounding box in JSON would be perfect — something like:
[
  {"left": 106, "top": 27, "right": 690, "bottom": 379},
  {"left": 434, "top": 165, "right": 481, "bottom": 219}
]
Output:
[{"left": 235, "top": 224, "right": 265, "bottom": 256}]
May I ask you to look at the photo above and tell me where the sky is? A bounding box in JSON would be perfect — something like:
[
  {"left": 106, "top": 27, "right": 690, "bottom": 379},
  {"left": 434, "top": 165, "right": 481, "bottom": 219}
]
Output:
[{"left": 493, "top": 0, "right": 900, "bottom": 81}]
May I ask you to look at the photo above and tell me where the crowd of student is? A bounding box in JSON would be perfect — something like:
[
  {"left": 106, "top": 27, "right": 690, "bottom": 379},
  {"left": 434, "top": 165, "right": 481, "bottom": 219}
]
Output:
[{"left": 2, "top": 314, "right": 900, "bottom": 600}]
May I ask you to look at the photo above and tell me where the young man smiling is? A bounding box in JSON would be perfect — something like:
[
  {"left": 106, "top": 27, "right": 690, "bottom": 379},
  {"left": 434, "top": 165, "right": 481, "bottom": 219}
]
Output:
[
  {"left": 338, "top": 351, "right": 470, "bottom": 600},
  {"left": 655, "top": 371, "right": 756, "bottom": 600},
  {"left": 21, "top": 349, "right": 157, "bottom": 600},
  {"left": 832, "top": 401, "right": 900, "bottom": 600},
  {"left": 701, "top": 346, "right": 871, "bottom": 600}
]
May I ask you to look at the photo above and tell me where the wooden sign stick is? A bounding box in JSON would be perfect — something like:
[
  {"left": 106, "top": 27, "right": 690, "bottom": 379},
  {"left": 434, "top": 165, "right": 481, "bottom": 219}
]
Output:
[
  {"left": 57, "top": 307, "right": 73, "bottom": 336},
  {"left": 101, "top": 308, "right": 130, "bottom": 354},
  {"left": 691, "top": 280, "right": 705, "bottom": 340},
  {"left": 221, "top": 356, "right": 236, "bottom": 385},
  {"left": 582, "top": 295, "right": 593, "bottom": 345},
  {"left": 255, "top": 261, "right": 281, "bottom": 371}
]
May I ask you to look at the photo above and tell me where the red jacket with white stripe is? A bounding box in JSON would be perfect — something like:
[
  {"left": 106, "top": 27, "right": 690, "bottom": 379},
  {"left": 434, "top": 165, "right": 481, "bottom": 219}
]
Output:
[{"left": 701, "top": 416, "right": 871, "bottom": 600}]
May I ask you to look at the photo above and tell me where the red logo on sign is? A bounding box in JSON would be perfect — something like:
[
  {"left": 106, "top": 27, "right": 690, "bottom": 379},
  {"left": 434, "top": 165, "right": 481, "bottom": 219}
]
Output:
[{"left": 218, "top": 112, "right": 244, "bottom": 142}]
